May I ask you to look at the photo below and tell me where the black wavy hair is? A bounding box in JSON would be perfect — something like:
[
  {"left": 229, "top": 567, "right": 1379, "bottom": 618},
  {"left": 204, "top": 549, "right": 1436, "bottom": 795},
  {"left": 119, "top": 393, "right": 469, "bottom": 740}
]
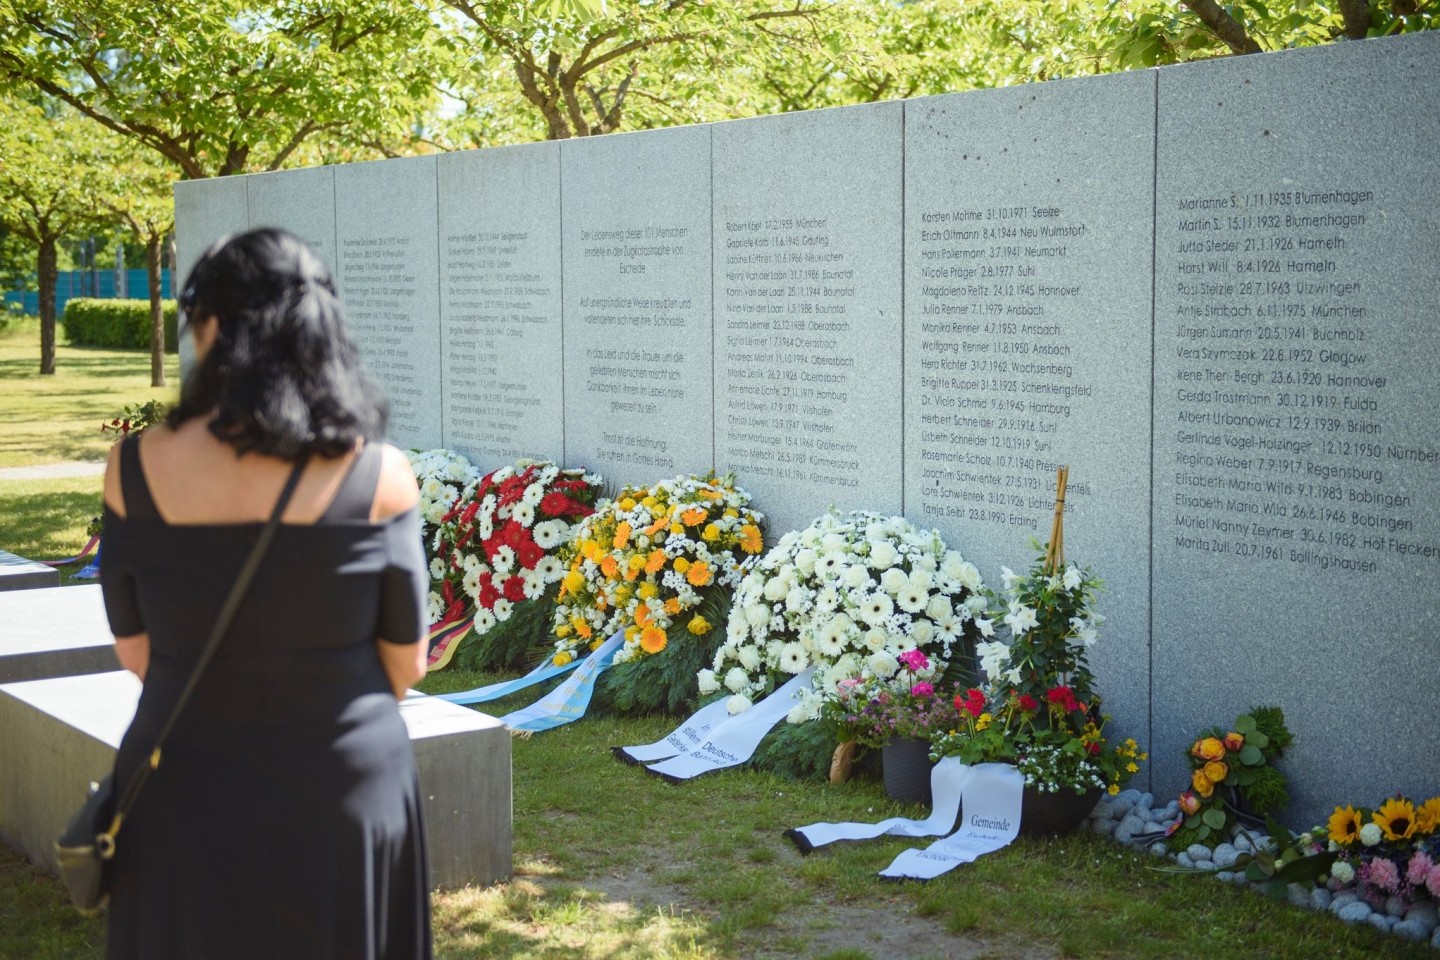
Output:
[{"left": 168, "top": 228, "right": 387, "bottom": 459}]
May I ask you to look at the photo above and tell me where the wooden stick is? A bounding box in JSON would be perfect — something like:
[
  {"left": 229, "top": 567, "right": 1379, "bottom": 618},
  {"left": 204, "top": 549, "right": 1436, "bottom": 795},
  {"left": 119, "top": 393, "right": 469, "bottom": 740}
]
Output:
[{"left": 1044, "top": 465, "right": 1069, "bottom": 574}]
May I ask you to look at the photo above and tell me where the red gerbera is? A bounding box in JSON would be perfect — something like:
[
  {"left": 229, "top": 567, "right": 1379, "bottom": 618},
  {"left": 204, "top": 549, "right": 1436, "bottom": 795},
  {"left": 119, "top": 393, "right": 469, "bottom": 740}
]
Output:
[
  {"left": 502, "top": 575, "right": 527, "bottom": 603},
  {"left": 1016, "top": 693, "right": 1039, "bottom": 712}
]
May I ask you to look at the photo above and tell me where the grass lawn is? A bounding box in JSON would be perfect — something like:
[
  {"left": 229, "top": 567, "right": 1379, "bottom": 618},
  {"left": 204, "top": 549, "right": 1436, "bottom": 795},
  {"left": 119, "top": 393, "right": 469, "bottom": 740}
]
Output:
[
  {"left": 0, "top": 326, "right": 1429, "bottom": 959},
  {"left": 0, "top": 316, "right": 179, "bottom": 469}
]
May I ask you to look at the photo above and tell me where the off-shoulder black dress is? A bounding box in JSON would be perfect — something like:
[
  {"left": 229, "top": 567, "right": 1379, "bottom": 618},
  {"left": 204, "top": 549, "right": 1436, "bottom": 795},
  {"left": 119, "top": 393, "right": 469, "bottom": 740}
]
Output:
[{"left": 100, "top": 435, "right": 432, "bottom": 960}]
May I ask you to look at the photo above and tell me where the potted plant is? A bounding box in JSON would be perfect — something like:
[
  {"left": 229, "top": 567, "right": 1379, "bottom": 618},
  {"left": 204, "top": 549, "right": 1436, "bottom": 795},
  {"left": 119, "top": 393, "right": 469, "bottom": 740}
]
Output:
[
  {"left": 928, "top": 545, "right": 1146, "bottom": 835},
  {"left": 822, "top": 649, "right": 967, "bottom": 805}
]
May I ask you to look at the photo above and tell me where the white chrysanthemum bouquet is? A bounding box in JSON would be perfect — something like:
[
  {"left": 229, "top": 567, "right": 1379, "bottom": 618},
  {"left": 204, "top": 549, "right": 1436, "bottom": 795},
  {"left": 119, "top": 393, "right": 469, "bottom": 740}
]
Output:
[
  {"left": 407, "top": 448, "right": 479, "bottom": 551},
  {"left": 705, "top": 510, "right": 991, "bottom": 723},
  {"left": 551, "top": 472, "right": 765, "bottom": 713},
  {"left": 428, "top": 461, "right": 603, "bottom": 671}
]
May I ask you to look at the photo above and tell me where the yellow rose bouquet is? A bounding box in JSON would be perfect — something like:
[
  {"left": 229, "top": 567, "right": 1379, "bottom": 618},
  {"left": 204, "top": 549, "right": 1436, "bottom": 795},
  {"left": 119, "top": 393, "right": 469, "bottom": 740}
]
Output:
[
  {"left": 1168, "top": 706, "right": 1293, "bottom": 850},
  {"left": 550, "top": 472, "right": 765, "bottom": 713}
]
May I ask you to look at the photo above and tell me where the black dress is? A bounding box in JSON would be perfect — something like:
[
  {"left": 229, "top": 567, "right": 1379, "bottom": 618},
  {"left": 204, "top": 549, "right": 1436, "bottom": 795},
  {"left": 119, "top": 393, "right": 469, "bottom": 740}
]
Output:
[{"left": 100, "top": 436, "right": 432, "bottom": 960}]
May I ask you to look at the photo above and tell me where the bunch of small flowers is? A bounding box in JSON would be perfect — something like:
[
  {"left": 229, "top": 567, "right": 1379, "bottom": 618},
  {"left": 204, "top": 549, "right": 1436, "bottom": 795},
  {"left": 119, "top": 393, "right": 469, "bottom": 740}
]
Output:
[
  {"left": 407, "top": 448, "right": 479, "bottom": 549},
  {"left": 705, "top": 510, "right": 989, "bottom": 721},
  {"left": 428, "top": 461, "right": 602, "bottom": 670},
  {"left": 820, "top": 650, "right": 967, "bottom": 749},
  {"left": 100, "top": 399, "right": 168, "bottom": 438},
  {"left": 1317, "top": 794, "right": 1440, "bottom": 911},
  {"left": 1167, "top": 706, "right": 1293, "bottom": 849},
  {"left": 929, "top": 682, "right": 1144, "bottom": 795},
  {"left": 550, "top": 472, "right": 763, "bottom": 674}
]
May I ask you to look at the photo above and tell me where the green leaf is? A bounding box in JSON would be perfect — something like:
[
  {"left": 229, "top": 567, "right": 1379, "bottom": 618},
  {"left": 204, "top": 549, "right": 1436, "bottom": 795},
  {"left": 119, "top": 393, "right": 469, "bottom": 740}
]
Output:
[
  {"left": 1202, "top": 808, "right": 1227, "bottom": 830},
  {"left": 1248, "top": 731, "right": 1269, "bottom": 750},
  {"left": 1234, "top": 714, "right": 1257, "bottom": 734},
  {"left": 1196, "top": 824, "right": 1211, "bottom": 841},
  {"left": 1239, "top": 744, "right": 1265, "bottom": 766},
  {"left": 1185, "top": 813, "right": 1202, "bottom": 829}
]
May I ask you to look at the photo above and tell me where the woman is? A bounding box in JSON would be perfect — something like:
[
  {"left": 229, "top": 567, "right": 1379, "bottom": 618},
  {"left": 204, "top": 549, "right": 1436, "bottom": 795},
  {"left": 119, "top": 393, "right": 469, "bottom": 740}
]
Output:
[{"left": 100, "top": 228, "right": 432, "bottom": 959}]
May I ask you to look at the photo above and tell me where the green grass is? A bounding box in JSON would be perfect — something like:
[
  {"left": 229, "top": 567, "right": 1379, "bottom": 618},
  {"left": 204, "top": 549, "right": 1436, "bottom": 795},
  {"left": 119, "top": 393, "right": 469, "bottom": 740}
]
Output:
[
  {"left": 0, "top": 315, "right": 179, "bottom": 468},
  {"left": 0, "top": 343, "right": 1432, "bottom": 959}
]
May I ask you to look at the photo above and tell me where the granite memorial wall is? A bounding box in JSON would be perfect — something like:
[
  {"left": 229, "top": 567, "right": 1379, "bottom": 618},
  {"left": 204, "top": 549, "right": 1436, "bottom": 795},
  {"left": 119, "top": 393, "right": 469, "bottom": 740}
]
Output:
[{"left": 175, "top": 32, "right": 1440, "bottom": 825}]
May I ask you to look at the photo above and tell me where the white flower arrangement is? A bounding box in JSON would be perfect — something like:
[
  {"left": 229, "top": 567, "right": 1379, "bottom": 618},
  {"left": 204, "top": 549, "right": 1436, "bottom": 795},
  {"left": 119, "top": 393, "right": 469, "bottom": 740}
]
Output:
[
  {"left": 407, "top": 447, "right": 478, "bottom": 535},
  {"left": 705, "top": 510, "right": 990, "bottom": 722}
]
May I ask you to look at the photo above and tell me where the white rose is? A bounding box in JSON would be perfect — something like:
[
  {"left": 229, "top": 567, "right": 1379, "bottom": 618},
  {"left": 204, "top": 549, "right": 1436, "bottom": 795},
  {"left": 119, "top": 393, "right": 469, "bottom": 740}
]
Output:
[
  {"left": 738, "top": 644, "right": 762, "bottom": 671},
  {"left": 880, "top": 568, "right": 908, "bottom": 595},
  {"left": 842, "top": 564, "right": 869, "bottom": 589},
  {"left": 862, "top": 628, "right": 888, "bottom": 652},
  {"left": 910, "top": 619, "right": 935, "bottom": 645},
  {"left": 926, "top": 595, "right": 952, "bottom": 620},
  {"left": 745, "top": 603, "right": 771, "bottom": 629},
  {"left": 795, "top": 549, "right": 818, "bottom": 575},
  {"left": 763, "top": 577, "right": 788, "bottom": 601},
  {"left": 867, "top": 651, "right": 899, "bottom": 678},
  {"left": 726, "top": 694, "right": 753, "bottom": 715},
  {"left": 697, "top": 669, "right": 720, "bottom": 694},
  {"left": 724, "top": 666, "right": 749, "bottom": 692},
  {"left": 868, "top": 541, "right": 898, "bottom": 569},
  {"left": 786, "top": 705, "right": 808, "bottom": 725}
]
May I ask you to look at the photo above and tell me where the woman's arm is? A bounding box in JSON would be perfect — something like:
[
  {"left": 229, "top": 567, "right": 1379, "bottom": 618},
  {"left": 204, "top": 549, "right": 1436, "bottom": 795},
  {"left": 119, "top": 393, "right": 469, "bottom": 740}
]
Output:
[
  {"left": 374, "top": 443, "right": 426, "bottom": 699},
  {"left": 376, "top": 636, "right": 427, "bottom": 699},
  {"left": 115, "top": 633, "right": 151, "bottom": 681}
]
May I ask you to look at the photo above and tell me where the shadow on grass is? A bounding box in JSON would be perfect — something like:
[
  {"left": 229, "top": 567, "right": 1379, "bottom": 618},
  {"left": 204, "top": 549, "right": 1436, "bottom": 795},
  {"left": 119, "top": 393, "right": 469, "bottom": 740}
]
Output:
[
  {"left": 0, "top": 488, "right": 101, "bottom": 560},
  {"left": 0, "top": 846, "right": 105, "bottom": 960}
]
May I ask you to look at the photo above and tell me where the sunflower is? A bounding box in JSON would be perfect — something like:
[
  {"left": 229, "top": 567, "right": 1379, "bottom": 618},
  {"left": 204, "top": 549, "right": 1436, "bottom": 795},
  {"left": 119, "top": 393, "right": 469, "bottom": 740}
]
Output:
[
  {"left": 1327, "top": 804, "right": 1362, "bottom": 846},
  {"left": 1374, "top": 797, "right": 1417, "bottom": 842},
  {"left": 1416, "top": 796, "right": 1440, "bottom": 835}
]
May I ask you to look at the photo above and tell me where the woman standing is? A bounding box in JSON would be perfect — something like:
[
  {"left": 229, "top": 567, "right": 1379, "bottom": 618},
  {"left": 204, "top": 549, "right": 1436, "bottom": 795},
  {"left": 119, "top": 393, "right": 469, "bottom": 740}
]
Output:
[{"left": 100, "top": 229, "right": 432, "bottom": 959}]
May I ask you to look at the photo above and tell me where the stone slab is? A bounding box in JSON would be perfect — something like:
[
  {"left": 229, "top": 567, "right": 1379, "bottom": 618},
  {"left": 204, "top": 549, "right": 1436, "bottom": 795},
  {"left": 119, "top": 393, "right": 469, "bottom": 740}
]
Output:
[
  {"left": 0, "top": 549, "right": 58, "bottom": 592},
  {"left": 713, "top": 103, "right": 904, "bottom": 534},
  {"left": 245, "top": 165, "right": 338, "bottom": 265},
  {"left": 902, "top": 71, "right": 1156, "bottom": 748},
  {"left": 0, "top": 672, "right": 511, "bottom": 890},
  {"left": 1152, "top": 33, "right": 1440, "bottom": 827},
  {"left": 438, "top": 143, "right": 564, "bottom": 467},
  {"left": 560, "top": 125, "right": 713, "bottom": 486},
  {"left": 334, "top": 156, "right": 443, "bottom": 450},
  {"left": 0, "top": 585, "right": 116, "bottom": 682},
  {"left": 173, "top": 177, "right": 250, "bottom": 371}
]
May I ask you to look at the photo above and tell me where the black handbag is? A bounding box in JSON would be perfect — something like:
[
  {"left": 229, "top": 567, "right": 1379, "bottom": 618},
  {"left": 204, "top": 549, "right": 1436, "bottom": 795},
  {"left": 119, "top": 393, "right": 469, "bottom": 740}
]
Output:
[{"left": 54, "top": 457, "right": 309, "bottom": 912}]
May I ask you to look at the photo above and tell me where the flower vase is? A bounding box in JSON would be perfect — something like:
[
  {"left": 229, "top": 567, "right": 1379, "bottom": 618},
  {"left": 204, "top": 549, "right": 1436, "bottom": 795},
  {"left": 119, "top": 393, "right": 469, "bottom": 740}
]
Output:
[
  {"left": 1020, "top": 785, "right": 1102, "bottom": 837},
  {"left": 882, "top": 736, "right": 934, "bottom": 805}
]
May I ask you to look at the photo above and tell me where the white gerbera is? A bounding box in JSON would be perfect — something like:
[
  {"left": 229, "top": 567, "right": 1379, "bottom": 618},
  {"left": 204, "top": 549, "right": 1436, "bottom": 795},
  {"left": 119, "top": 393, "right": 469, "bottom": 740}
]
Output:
[
  {"left": 429, "top": 557, "right": 446, "bottom": 581},
  {"left": 532, "top": 519, "right": 566, "bottom": 549},
  {"left": 859, "top": 593, "right": 894, "bottom": 625},
  {"left": 779, "top": 641, "right": 809, "bottom": 674},
  {"left": 534, "top": 555, "right": 563, "bottom": 582},
  {"left": 492, "top": 598, "right": 514, "bottom": 621},
  {"left": 896, "top": 584, "right": 928, "bottom": 614}
]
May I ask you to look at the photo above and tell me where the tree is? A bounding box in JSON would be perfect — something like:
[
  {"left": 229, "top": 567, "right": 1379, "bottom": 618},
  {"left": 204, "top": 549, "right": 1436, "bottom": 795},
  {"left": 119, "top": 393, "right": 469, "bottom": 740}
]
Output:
[
  {"left": 0, "top": 0, "right": 446, "bottom": 179},
  {"left": 438, "top": 0, "right": 828, "bottom": 141},
  {"left": 0, "top": 96, "right": 107, "bottom": 374},
  {"left": 101, "top": 145, "right": 175, "bottom": 388}
]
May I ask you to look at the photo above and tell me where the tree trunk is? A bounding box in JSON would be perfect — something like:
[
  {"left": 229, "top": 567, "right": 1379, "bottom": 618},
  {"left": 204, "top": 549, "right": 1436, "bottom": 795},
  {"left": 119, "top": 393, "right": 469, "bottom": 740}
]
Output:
[
  {"left": 37, "top": 237, "right": 57, "bottom": 375},
  {"left": 147, "top": 232, "right": 165, "bottom": 388}
]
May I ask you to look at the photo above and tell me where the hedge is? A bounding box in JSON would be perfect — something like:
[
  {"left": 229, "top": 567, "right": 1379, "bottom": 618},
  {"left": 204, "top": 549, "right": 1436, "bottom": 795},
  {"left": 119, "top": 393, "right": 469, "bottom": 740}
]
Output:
[{"left": 61, "top": 298, "right": 179, "bottom": 352}]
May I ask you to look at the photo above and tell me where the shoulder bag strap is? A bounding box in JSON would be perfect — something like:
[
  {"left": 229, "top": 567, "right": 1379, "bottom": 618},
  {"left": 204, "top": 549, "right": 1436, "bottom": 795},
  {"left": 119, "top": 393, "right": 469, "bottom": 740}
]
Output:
[{"left": 97, "top": 455, "right": 311, "bottom": 857}]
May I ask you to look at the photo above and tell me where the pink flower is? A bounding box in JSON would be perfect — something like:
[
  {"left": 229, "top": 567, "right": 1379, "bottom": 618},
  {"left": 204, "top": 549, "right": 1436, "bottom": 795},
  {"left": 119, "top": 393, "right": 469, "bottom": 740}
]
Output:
[
  {"left": 897, "top": 649, "right": 930, "bottom": 672},
  {"left": 1406, "top": 851, "right": 1433, "bottom": 886},
  {"left": 1428, "top": 864, "right": 1440, "bottom": 899},
  {"left": 1362, "top": 857, "right": 1400, "bottom": 893},
  {"left": 910, "top": 682, "right": 934, "bottom": 698}
]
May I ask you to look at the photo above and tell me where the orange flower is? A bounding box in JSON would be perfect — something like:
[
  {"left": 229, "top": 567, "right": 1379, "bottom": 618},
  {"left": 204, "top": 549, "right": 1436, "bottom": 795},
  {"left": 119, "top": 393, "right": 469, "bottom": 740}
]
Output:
[
  {"left": 644, "top": 517, "right": 668, "bottom": 537},
  {"left": 696, "top": 488, "right": 724, "bottom": 501},
  {"left": 1191, "top": 768, "right": 1214, "bottom": 798},
  {"left": 640, "top": 626, "right": 667, "bottom": 654},
  {"left": 686, "top": 560, "right": 713, "bottom": 587},
  {"left": 645, "top": 550, "right": 668, "bottom": 574},
  {"left": 635, "top": 602, "right": 652, "bottom": 627},
  {"left": 663, "top": 597, "right": 682, "bottom": 615},
  {"left": 1178, "top": 791, "right": 1201, "bottom": 815},
  {"left": 738, "top": 523, "right": 763, "bottom": 554},
  {"left": 1222, "top": 732, "right": 1245, "bottom": 753},
  {"left": 613, "top": 522, "right": 632, "bottom": 549},
  {"left": 600, "top": 555, "right": 619, "bottom": 579},
  {"left": 575, "top": 620, "right": 593, "bottom": 640},
  {"left": 1203, "top": 760, "right": 1228, "bottom": 784},
  {"left": 680, "top": 507, "right": 707, "bottom": 526},
  {"left": 1191, "top": 737, "right": 1226, "bottom": 761}
]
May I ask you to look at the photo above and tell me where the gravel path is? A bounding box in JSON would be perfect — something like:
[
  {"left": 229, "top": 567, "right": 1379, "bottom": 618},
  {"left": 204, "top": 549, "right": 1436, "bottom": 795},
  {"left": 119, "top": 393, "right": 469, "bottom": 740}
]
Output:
[{"left": 0, "top": 461, "right": 107, "bottom": 480}]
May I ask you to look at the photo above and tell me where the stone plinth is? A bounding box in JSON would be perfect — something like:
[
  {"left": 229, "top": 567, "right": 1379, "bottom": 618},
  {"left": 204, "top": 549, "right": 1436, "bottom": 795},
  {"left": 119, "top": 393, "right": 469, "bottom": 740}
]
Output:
[
  {"left": 0, "top": 585, "right": 117, "bottom": 683},
  {"left": 0, "top": 672, "right": 511, "bottom": 890},
  {"left": 0, "top": 550, "right": 59, "bottom": 593}
]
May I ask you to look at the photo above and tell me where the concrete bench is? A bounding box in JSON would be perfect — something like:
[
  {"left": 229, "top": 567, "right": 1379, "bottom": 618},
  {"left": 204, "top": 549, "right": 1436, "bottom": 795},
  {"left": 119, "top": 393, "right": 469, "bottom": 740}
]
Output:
[
  {"left": 0, "top": 549, "right": 59, "bottom": 592},
  {"left": 0, "top": 585, "right": 120, "bottom": 683},
  {"left": 0, "top": 672, "right": 511, "bottom": 891}
]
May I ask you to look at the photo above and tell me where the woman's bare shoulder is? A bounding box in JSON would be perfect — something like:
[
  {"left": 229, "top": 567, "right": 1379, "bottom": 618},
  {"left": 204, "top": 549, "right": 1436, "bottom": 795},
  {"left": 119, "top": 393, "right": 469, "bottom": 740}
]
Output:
[{"left": 372, "top": 444, "right": 419, "bottom": 521}]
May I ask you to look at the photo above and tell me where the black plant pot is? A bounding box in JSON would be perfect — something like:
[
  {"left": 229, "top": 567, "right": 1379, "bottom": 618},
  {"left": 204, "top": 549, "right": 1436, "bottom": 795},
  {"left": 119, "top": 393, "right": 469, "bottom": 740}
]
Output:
[
  {"left": 882, "top": 736, "right": 935, "bottom": 806},
  {"left": 1020, "top": 785, "right": 1103, "bottom": 837}
]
